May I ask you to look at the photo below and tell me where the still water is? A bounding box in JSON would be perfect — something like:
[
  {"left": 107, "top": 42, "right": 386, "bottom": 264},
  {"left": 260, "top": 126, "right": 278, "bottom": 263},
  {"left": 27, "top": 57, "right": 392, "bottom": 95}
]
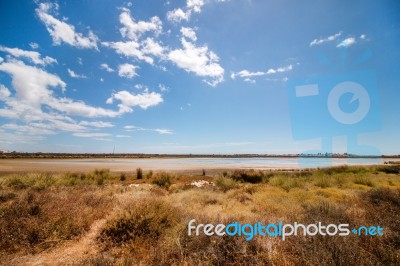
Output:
[{"left": 29, "top": 157, "right": 384, "bottom": 171}]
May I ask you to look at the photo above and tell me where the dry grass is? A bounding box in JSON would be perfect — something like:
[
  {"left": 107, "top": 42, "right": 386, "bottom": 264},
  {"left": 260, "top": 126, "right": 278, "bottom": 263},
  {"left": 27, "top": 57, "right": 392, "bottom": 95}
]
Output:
[{"left": 0, "top": 165, "right": 399, "bottom": 265}]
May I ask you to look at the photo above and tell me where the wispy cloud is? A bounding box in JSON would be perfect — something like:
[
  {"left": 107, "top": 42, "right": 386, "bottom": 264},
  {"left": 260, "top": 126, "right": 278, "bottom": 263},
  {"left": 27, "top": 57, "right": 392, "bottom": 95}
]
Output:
[
  {"left": 29, "top": 42, "right": 39, "bottom": 49},
  {"left": 337, "top": 37, "right": 356, "bottom": 48},
  {"left": 116, "top": 134, "right": 131, "bottom": 138},
  {"left": 309, "top": 31, "right": 342, "bottom": 47},
  {"left": 124, "top": 125, "right": 174, "bottom": 135},
  {"left": 73, "top": 132, "right": 111, "bottom": 138},
  {"left": 67, "top": 68, "right": 87, "bottom": 78},
  {"left": 100, "top": 63, "right": 114, "bottom": 72},
  {"left": 231, "top": 64, "right": 293, "bottom": 83}
]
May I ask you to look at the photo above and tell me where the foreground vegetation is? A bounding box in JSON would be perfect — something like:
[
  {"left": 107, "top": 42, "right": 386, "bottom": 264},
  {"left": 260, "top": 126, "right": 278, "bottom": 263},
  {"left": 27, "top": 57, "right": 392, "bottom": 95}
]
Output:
[{"left": 0, "top": 165, "right": 399, "bottom": 265}]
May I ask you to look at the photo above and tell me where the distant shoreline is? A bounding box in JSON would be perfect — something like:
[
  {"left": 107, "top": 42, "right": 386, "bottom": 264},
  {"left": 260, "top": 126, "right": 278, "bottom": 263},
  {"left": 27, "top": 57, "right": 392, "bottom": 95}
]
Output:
[
  {"left": 0, "top": 157, "right": 399, "bottom": 174},
  {"left": 1, "top": 152, "right": 399, "bottom": 160}
]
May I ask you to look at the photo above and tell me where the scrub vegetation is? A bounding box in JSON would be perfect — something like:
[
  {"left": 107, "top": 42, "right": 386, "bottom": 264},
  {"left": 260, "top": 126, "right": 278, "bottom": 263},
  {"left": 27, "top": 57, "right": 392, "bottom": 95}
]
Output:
[{"left": 0, "top": 165, "right": 399, "bottom": 265}]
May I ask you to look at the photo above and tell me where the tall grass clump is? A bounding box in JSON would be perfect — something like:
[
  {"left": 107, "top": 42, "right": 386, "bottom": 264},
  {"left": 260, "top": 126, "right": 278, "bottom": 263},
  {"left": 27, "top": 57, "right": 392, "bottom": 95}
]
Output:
[
  {"left": 93, "top": 169, "right": 110, "bottom": 186},
  {"left": 269, "top": 175, "right": 304, "bottom": 192},
  {"left": 1, "top": 173, "right": 55, "bottom": 190},
  {"left": 136, "top": 168, "right": 143, "bottom": 179},
  {"left": 214, "top": 176, "right": 239, "bottom": 192},
  {"left": 146, "top": 170, "right": 153, "bottom": 179},
  {"left": 353, "top": 176, "right": 375, "bottom": 187},
  {"left": 314, "top": 175, "right": 332, "bottom": 188}
]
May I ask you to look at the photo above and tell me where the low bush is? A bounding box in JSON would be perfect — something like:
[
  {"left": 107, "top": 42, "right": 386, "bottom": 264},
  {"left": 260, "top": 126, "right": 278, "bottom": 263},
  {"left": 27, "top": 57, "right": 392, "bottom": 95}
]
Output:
[
  {"left": 152, "top": 173, "right": 171, "bottom": 189},
  {"left": 230, "top": 169, "right": 264, "bottom": 184},
  {"left": 99, "top": 198, "right": 179, "bottom": 245}
]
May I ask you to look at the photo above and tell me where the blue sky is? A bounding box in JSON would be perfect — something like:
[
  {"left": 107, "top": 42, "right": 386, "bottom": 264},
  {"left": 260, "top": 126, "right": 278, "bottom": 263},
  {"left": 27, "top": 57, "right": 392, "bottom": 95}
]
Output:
[{"left": 0, "top": 0, "right": 399, "bottom": 154}]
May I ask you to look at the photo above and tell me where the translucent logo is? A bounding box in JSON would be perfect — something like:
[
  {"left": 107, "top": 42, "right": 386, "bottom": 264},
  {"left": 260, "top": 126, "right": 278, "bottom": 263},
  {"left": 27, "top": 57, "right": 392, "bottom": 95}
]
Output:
[{"left": 286, "top": 53, "right": 382, "bottom": 166}]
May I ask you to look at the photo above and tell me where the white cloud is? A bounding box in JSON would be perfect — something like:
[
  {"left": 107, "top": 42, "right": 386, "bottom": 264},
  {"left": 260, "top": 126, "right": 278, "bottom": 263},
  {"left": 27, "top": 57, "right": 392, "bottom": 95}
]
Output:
[
  {"left": 134, "top": 84, "right": 147, "bottom": 90},
  {"left": 107, "top": 90, "right": 163, "bottom": 112},
  {"left": 167, "top": 0, "right": 226, "bottom": 23},
  {"left": 67, "top": 68, "right": 87, "bottom": 78},
  {"left": 0, "top": 59, "right": 163, "bottom": 144},
  {"left": 79, "top": 121, "right": 114, "bottom": 128},
  {"left": 167, "top": 8, "right": 190, "bottom": 23},
  {"left": 102, "top": 9, "right": 166, "bottom": 65},
  {"left": 119, "top": 8, "right": 162, "bottom": 41},
  {"left": 100, "top": 63, "right": 114, "bottom": 72},
  {"left": 244, "top": 78, "right": 256, "bottom": 83},
  {"left": 266, "top": 64, "right": 293, "bottom": 74},
  {"left": 29, "top": 42, "right": 39, "bottom": 49},
  {"left": 1, "top": 123, "right": 55, "bottom": 135},
  {"left": 231, "top": 70, "right": 264, "bottom": 79},
  {"left": 180, "top": 27, "right": 197, "bottom": 41},
  {"left": 116, "top": 134, "right": 131, "bottom": 138},
  {"left": 118, "top": 63, "right": 138, "bottom": 78},
  {"left": 168, "top": 38, "right": 224, "bottom": 86},
  {"left": 124, "top": 125, "right": 144, "bottom": 130},
  {"left": 0, "top": 59, "right": 130, "bottom": 121},
  {"left": 73, "top": 132, "right": 111, "bottom": 138},
  {"left": 0, "top": 57, "right": 3, "bottom": 64},
  {"left": 158, "top": 83, "right": 168, "bottom": 92},
  {"left": 360, "top": 34, "right": 367, "bottom": 40},
  {"left": 0, "top": 45, "right": 57, "bottom": 65},
  {"left": 337, "top": 37, "right": 356, "bottom": 48},
  {"left": 309, "top": 31, "right": 342, "bottom": 47},
  {"left": 141, "top": 37, "right": 165, "bottom": 58},
  {"left": 187, "top": 0, "right": 205, "bottom": 13},
  {"left": 124, "top": 125, "right": 174, "bottom": 135},
  {"left": 102, "top": 41, "right": 155, "bottom": 64},
  {"left": 154, "top": 128, "right": 174, "bottom": 135},
  {"left": 36, "top": 2, "right": 98, "bottom": 49},
  {"left": 231, "top": 64, "right": 293, "bottom": 82},
  {"left": 46, "top": 97, "right": 120, "bottom": 118},
  {"left": 0, "top": 59, "right": 66, "bottom": 106},
  {"left": 0, "top": 85, "right": 11, "bottom": 100}
]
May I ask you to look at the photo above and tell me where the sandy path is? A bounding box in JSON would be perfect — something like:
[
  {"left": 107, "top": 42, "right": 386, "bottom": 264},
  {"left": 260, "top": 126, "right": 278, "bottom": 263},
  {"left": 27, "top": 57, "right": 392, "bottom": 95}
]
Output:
[{"left": 6, "top": 219, "right": 106, "bottom": 266}]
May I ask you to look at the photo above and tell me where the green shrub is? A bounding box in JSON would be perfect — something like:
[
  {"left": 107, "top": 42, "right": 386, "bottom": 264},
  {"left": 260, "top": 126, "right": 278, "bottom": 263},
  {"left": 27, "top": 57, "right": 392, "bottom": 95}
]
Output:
[
  {"left": 377, "top": 165, "right": 400, "bottom": 174},
  {"left": 214, "top": 176, "right": 238, "bottom": 192},
  {"left": 152, "top": 173, "right": 171, "bottom": 189},
  {"left": 230, "top": 170, "right": 264, "bottom": 184}
]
